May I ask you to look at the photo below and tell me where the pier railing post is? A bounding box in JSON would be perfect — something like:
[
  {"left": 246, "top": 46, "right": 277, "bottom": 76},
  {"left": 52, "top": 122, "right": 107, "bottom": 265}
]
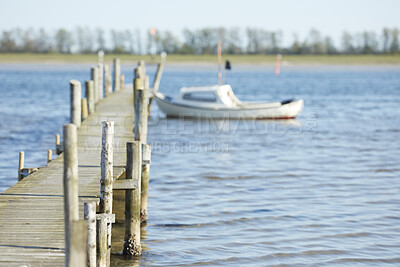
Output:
[
  {"left": 141, "top": 144, "right": 151, "bottom": 224},
  {"left": 139, "top": 78, "right": 149, "bottom": 144},
  {"left": 56, "top": 134, "right": 63, "bottom": 155},
  {"left": 123, "top": 142, "right": 142, "bottom": 256},
  {"left": 133, "top": 68, "right": 144, "bottom": 140},
  {"left": 99, "top": 121, "right": 114, "bottom": 266},
  {"left": 91, "top": 67, "right": 99, "bottom": 103},
  {"left": 113, "top": 58, "right": 121, "bottom": 92},
  {"left": 63, "top": 123, "right": 80, "bottom": 266},
  {"left": 81, "top": 97, "right": 88, "bottom": 120},
  {"left": 70, "top": 80, "right": 82, "bottom": 128},
  {"left": 85, "top": 80, "right": 95, "bottom": 115},
  {"left": 153, "top": 62, "right": 164, "bottom": 92},
  {"left": 148, "top": 62, "right": 164, "bottom": 115},
  {"left": 18, "top": 151, "right": 24, "bottom": 181},
  {"left": 47, "top": 149, "right": 52, "bottom": 164},
  {"left": 97, "top": 217, "right": 108, "bottom": 267},
  {"left": 120, "top": 74, "right": 125, "bottom": 91},
  {"left": 84, "top": 202, "right": 96, "bottom": 267},
  {"left": 98, "top": 63, "right": 104, "bottom": 100},
  {"left": 104, "top": 65, "right": 112, "bottom": 97},
  {"left": 70, "top": 220, "right": 88, "bottom": 266}
]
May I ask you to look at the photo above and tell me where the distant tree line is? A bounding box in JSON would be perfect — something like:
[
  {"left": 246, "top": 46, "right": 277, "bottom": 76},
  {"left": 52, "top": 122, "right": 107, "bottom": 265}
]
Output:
[{"left": 0, "top": 26, "right": 399, "bottom": 55}]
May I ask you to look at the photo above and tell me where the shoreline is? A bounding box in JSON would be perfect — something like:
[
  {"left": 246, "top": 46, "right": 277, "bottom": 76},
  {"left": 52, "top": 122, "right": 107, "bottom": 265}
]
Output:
[{"left": 0, "top": 53, "right": 400, "bottom": 66}]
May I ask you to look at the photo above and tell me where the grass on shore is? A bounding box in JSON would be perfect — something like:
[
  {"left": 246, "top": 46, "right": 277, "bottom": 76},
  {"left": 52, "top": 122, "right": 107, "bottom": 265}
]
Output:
[{"left": 0, "top": 53, "right": 399, "bottom": 65}]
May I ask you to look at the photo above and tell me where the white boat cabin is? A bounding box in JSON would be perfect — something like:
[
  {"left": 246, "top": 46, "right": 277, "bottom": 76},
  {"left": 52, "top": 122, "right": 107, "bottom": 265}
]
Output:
[{"left": 173, "top": 84, "right": 242, "bottom": 108}]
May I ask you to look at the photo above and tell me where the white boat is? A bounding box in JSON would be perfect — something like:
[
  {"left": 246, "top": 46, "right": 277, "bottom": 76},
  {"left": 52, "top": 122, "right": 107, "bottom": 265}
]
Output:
[{"left": 154, "top": 84, "right": 304, "bottom": 119}]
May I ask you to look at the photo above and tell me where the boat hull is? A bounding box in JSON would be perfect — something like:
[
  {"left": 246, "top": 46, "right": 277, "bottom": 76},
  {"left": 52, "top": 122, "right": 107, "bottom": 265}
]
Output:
[{"left": 155, "top": 96, "right": 304, "bottom": 119}]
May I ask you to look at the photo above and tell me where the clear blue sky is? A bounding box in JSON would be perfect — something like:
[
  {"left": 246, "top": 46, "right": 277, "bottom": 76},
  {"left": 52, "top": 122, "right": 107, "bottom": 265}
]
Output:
[{"left": 1, "top": 0, "right": 399, "bottom": 45}]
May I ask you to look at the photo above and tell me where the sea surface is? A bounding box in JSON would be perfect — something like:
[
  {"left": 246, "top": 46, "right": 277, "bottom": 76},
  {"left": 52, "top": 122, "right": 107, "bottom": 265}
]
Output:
[{"left": 0, "top": 63, "right": 400, "bottom": 266}]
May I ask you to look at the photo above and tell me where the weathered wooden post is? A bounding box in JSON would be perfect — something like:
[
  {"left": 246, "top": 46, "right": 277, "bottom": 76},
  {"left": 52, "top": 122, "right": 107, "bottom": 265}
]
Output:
[
  {"left": 120, "top": 74, "right": 125, "bottom": 90},
  {"left": 97, "top": 217, "right": 108, "bottom": 267},
  {"left": 91, "top": 67, "right": 99, "bottom": 102},
  {"left": 141, "top": 144, "right": 151, "bottom": 224},
  {"left": 85, "top": 80, "right": 95, "bottom": 115},
  {"left": 99, "top": 121, "right": 114, "bottom": 265},
  {"left": 98, "top": 51, "right": 104, "bottom": 98},
  {"left": 56, "top": 134, "right": 62, "bottom": 155},
  {"left": 138, "top": 60, "right": 145, "bottom": 74},
  {"left": 18, "top": 151, "right": 24, "bottom": 181},
  {"left": 70, "top": 220, "right": 88, "bottom": 266},
  {"left": 123, "top": 142, "right": 142, "bottom": 256},
  {"left": 133, "top": 68, "right": 144, "bottom": 140},
  {"left": 70, "top": 80, "right": 81, "bottom": 128},
  {"left": 98, "top": 64, "right": 104, "bottom": 100},
  {"left": 153, "top": 62, "right": 164, "bottom": 92},
  {"left": 139, "top": 77, "right": 150, "bottom": 224},
  {"left": 47, "top": 149, "right": 52, "bottom": 164},
  {"left": 84, "top": 202, "right": 96, "bottom": 267},
  {"left": 134, "top": 84, "right": 148, "bottom": 143},
  {"left": 63, "top": 123, "right": 80, "bottom": 266},
  {"left": 140, "top": 78, "right": 149, "bottom": 144},
  {"left": 113, "top": 58, "right": 121, "bottom": 92},
  {"left": 148, "top": 62, "right": 164, "bottom": 115},
  {"left": 81, "top": 98, "right": 88, "bottom": 120},
  {"left": 104, "top": 65, "right": 112, "bottom": 97}
]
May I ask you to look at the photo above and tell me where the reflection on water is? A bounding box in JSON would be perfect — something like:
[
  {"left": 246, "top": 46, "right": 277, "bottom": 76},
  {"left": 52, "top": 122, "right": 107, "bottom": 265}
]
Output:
[{"left": 1, "top": 64, "right": 400, "bottom": 266}]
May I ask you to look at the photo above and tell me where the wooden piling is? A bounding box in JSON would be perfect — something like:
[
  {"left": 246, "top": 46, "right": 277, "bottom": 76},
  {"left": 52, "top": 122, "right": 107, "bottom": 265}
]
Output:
[
  {"left": 98, "top": 63, "right": 104, "bottom": 99},
  {"left": 81, "top": 98, "right": 88, "bottom": 120},
  {"left": 133, "top": 68, "right": 144, "bottom": 140},
  {"left": 138, "top": 60, "right": 145, "bottom": 74},
  {"left": 141, "top": 144, "right": 151, "bottom": 224},
  {"left": 70, "top": 80, "right": 82, "bottom": 128},
  {"left": 84, "top": 202, "right": 96, "bottom": 267},
  {"left": 100, "top": 121, "right": 114, "bottom": 264},
  {"left": 97, "top": 216, "right": 107, "bottom": 267},
  {"left": 18, "top": 151, "right": 24, "bottom": 181},
  {"left": 153, "top": 63, "right": 164, "bottom": 92},
  {"left": 47, "top": 149, "right": 52, "bottom": 164},
  {"left": 91, "top": 67, "right": 99, "bottom": 102},
  {"left": 113, "top": 58, "right": 121, "bottom": 92},
  {"left": 123, "top": 142, "right": 142, "bottom": 256},
  {"left": 56, "top": 134, "right": 62, "bottom": 155},
  {"left": 63, "top": 123, "right": 79, "bottom": 267},
  {"left": 104, "top": 65, "right": 112, "bottom": 97},
  {"left": 120, "top": 74, "right": 125, "bottom": 90},
  {"left": 100, "top": 122, "right": 114, "bottom": 214},
  {"left": 148, "top": 63, "right": 164, "bottom": 115},
  {"left": 139, "top": 86, "right": 149, "bottom": 144},
  {"left": 85, "top": 80, "right": 95, "bottom": 115},
  {"left": 70, "top": 220, "right": 88, "bottom": 266}
]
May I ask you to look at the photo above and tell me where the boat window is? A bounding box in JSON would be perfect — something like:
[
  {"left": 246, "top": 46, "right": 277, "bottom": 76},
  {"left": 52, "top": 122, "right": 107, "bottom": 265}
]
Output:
[{"left": 182, "top": 92, "right": 217, "bottom": 102}]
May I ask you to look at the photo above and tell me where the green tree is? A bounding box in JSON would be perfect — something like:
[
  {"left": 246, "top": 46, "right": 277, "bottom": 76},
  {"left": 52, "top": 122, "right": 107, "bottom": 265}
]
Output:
[
  {"left": 55, "top": 28, "right": 73, "bottom": 53},
  {"left": 341, "top": 31, "right": 354, "bottom": 54},
  {"left": 181, "top": 28, "right": 196, "bottom": 54},
  {"left": 0, "top": 31, "right": 17, "bottom": 52},
  {"left": 390, "top": 28, "right": 399, "bottom": 54},
  {"left": 290, "top": 34, "right": 302, "bottom": 54},
  {"left": 226, "top": 27, "right": 242, "bottom": 54},
  {"left": 382, "top": 28, "right": 391, "bottom": 53}
]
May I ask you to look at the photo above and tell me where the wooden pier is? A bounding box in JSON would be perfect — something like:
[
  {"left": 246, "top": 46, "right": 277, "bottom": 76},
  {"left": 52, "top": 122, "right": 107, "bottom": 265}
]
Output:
[{"left": 0, "top": 59, "right": 162, "bottom": 266}]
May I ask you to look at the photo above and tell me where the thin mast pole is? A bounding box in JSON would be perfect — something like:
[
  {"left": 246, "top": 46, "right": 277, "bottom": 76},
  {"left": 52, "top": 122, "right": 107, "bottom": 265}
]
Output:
[{"left": 218, "top": 42, "right": 222, "bottom": 85}]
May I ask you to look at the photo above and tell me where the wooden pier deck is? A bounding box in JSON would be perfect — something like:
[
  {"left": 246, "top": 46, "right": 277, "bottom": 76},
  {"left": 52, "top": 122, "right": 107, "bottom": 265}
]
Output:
[{"left": 0, "top": 85, "right": 134, "bottom": 266}]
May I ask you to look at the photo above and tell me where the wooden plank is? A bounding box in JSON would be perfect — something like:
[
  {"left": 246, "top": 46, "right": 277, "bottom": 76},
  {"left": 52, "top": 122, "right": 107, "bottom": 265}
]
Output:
[{"left": 113, "top": 179, "right": 137, "bottom": 190}]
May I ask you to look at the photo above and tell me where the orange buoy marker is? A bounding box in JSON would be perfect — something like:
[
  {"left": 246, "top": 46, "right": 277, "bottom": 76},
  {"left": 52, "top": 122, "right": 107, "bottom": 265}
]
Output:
[{"left": 274, "top": 54, "right": 282, "bottom": 76}]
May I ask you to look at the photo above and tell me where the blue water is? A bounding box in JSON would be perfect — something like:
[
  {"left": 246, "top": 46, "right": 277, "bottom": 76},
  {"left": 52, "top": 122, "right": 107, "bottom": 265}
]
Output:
[{"left": 1, "top": 63, "right": 400, "bottom": 266}]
